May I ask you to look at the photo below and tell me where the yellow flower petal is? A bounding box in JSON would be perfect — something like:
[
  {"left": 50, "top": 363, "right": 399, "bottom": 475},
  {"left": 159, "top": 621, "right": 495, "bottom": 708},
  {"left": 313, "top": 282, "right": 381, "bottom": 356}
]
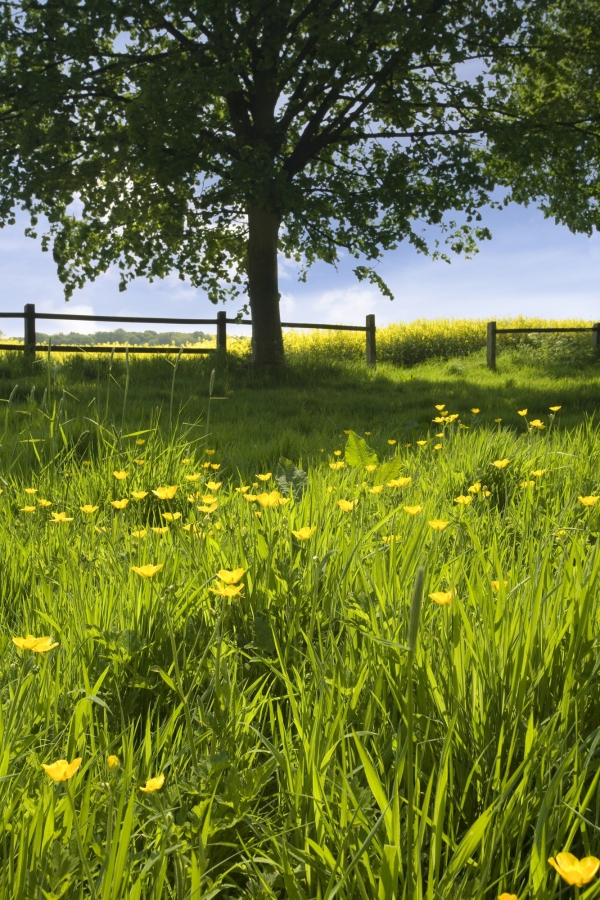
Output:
[
  {"left": 403, "top": 505, "right": 422, "bottom": 515},
  {"left": 131, "top": 564, "right": 163, "bottom": 578},
  {"left": 152, "top": 486, "right": 178, "bottom": 500},
  {"left": 13, "top": 635, "right": 59, "bottom": 653},
  {"left": 428, "top": 519, "right": 449, "bottom": 531},
  {"left": 216, "top": 568, "right": 245, "bottom": 584},
  {"left": 337, "top": 499, "right": 358, "bottom": 512},
  {"left": 113, "top": 471, "right": 128, "bottom": 480},
  {"left": 132, "top": 491, "right": 148, "bottom": 500},
  {"left": 111, "top": 499, "right": 129, "bottom": 509},
  {"left": 292, "top": 526, "right": 316, "bottom": 540},
  {"left": 140, "top": 773, "right": 165, "bottom": 793},
  {"left": 429, "top": 591, "right": 453, "bottom": 605},
  {"left": 42, "top": 758, "right": 82, "bottom": 782},
  {"left": 492, "top": 459, "right": 510, "bottom": 469}
]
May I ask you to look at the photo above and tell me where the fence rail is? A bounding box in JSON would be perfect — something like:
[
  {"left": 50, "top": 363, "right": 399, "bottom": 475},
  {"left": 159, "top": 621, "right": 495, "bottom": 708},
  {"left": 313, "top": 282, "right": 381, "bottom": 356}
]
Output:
[
  {"left": 0, "top": 305, "right": 377, "bottom": 365},
  {"left": 487, "top": 320, "right": 600, "bottom": 369}
]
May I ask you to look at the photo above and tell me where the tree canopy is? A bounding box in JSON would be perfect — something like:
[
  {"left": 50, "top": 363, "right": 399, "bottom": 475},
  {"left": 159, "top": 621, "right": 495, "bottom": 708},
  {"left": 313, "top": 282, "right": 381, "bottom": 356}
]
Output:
[{"left": 0, "top": 0, "right": 592, "bottom": 364}]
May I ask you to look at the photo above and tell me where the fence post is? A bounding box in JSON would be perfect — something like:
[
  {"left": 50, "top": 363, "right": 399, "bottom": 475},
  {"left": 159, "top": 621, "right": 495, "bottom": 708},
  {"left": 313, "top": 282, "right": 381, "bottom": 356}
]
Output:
[
  {"left": 366, "top": 314, "right": 376, "bottom": 366},
  {"left": 593, "top": 323, "right": 600, "bottom": 353},
  {"left": 24, "top": 303, "right": 36, "bottom": 357},
  {"left": 216, "top": 310, "right": 227, "bottom": 352},
  {"left": 487, "top": 321, "right": 496, "bottom": 369}
]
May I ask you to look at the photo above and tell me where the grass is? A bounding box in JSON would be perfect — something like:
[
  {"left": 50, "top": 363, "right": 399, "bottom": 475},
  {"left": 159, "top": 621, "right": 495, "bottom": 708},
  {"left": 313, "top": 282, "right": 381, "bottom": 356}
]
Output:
[{"left": 1, "top": 341, "right": 600, "bottom": 897}]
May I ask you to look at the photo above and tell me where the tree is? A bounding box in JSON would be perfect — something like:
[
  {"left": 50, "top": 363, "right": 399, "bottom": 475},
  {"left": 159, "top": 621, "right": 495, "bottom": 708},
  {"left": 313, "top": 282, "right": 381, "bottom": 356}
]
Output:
[{"left": 0, "top": 0, "right": 548, "bottom": 366}]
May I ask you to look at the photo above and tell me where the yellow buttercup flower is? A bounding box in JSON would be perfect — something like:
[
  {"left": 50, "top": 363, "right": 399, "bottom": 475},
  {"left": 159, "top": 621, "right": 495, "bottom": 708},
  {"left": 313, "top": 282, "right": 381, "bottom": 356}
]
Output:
[
  {"left": 416, "top": 440, "right": 427, "bottom": 447},
  {"left": 492, "top": 459, "right": 510, "bottom": 469},
  {"left": 206, "top": 481, "right": 222, "bottom": 491},
  {"left": 51, "top": 511, "right": 73, "bottom": 522},
  {"left": 429, "top": 591, "right": 453, "bottom": 605},
  {"left": 494, "top": 418, "right": 502, "bottom": 423},
  {"left": 20, "top": 505, "right": 36, "bottom": 513},
  {"left": 151, "top": 526, "right": 170, "bottom": 534},
  {"left": 107, "top": 755, "right": 120, "bottom": 772},
  {"left": 387, "top": 477, "right": 411, "bottom": 488},
  {"left": 369, "top": 485, "right": 383, "bottom": 494},
  {"left": 134, "top": 458, "right": 145, "bottom": 466},
  {"left": 364, "top": 431, "right": 371, "bottom": 435},
  {"left": 236, "top": 486, "right": 250, "bottom": 493},
  {"left": 42, "top": 758, "right": 82, "bottom": 782},
  {"left": 201, "top": 494, "right": 216, "bottom": 504},
  {"left": 182, "top": 458, "right": 190, "bottom": 464},
  {"left": 579, "top": 496, "right": 599, "bottom": 507},
  {"left": 435, "top": 433, "right": 444, "bottom": 438},
  {"left": 131, "top": 564, "right": 163, "bottom": 578},
  {"left": 531, "top": 469, "right": 546, "bottom": 477},
  {"left": 403, "top": 505, "right": 423, "bottom": 515},
  {"left": 24, "top": 487, "right": 37, "bottom": 495},
  {"left": 454, "top": 495, "right": 472, "bottom": 505},
  {"left": 210, "top": 582, "right": 244, "bottom": 598},
  {"left": 136, "top": 438, "right": 145, "bottom": 445},
  {"left": 132, "top": 529, "right": 147, "bottom": 538},
  {"left": 432, "top": 416, "right": 445, "bottom": 424},
  {"left": 529, "top": 419, "right": 545, "bottom": 429},
  {"left": 113, "top": 471, "right": 128, "bottom": 480},
  {"left": 329, "top": 461, "right": 345, "bottom": 470},
  {"left": 256, "top": 473, "right": 272, "bottom": 481},
  {"left": 152, "top": 486, "right": 178, "bottom": 500},
  {"left": 471, "top": 408, "right": 480, "bottom": 414},
  {"left": 205, "top": 449, "right": 216, "bottom": 455},
  {"left": 210, "top": 463, "right": 220, "bottom": 470},
  {"left": 433, "top": 443, "right": 443, "bottom": 450},
  {"left": 517, "top": 409, "right": 528, "bottom": 417},
  {"left": 80, "top": 504, "right": 98, "bottom": 514},
  {"left": 13, "top": 635, "right": 59, "bottom": 653},
  {"left": 198, "top": 503, "right": 218, "bottom": 514},
  {"left": 365, "top": 464, "right": 378, "bottom": 473},
  {"left": 428, "top": 520, "right": 449, "bottom": 531},
  {"left": 161, "top": 512, "right": 181, "bottom": 522},
  {"left": 388, "top": 439, "right": 397, "bottom": 445},
  {"left": 217, "top": 568, "right": 245, "bottom": 584},
  {"left": 140, "top": 773, "right": 165, "bottom": 793},
  {"left": 38, "top": 499, "right": 52, "bottom": 507},
  {"left": 338, "top": 499, "right": 358, "bottom": 512},
  {"left": 483, "top": 490, "right": 491, "bottom": 497},
  {"left": 257, "top": 491, "right": 287, "bottom": 508},
  {"left": 498, "top": 894, "right": 517, "bottom": 900},
  {"left": 185, "top": 473, "right": 201, "bottom": 482},
  {"left": 435, "top": 404, "right": 446, "bottom": 411},
  {"left": 243, "top": 494, "right": 258, "bottom": 502},
  {"left": 132, "top": 491, "right": 148, "bottom": 500},
  {"left": 381, "top": 535, "right": 402, "bottom": 543},
  {"left": 468, "top": 483, "right": 481, "bottom": 493},
  {"left": 491, "top": 580, "right": 508, "bottom": 591},
  {"left": 292, "top": 526, "right": 316, "bottom": 540},
  {"left": 548, "top": 853, "right": 600, "bottom": 888},
  {"left": 111, "top": 499, "right": 129, "bottom": 510},
  {"left": 549, "top": 406, "right": 561, "bottom": 412}
]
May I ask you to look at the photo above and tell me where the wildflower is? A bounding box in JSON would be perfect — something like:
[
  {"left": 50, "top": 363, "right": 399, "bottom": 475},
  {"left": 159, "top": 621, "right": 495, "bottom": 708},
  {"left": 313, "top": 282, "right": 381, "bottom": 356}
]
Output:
[
  {"left": 21, "top": 505, "right": 36, "bottom": 513},
  {"left": 198, "top": 503, "right": 218, "bottom": 514},
  {"left": 338, "top": 499, "right": 358, "bottom": 512},
  {"left": 113, "top": 471, "right": 128, "bottom": 480},
  {"left": 416, "top": 440, "right": 427, "bottom": 447},
  {"left": 206, "top": 449, "right": 216, "bottom": 455},
  {"left": 529, "top": 419, "right": 545, "bottom": 430},
  {"left": 483, "top": 490, "right": 491, "bottom": 497},
  {"left": 136, "top": 439, "right": 145, "bottom": 445},
  {"left": 51, "top": 512, "right": 73, "bottom": 523},
  {"left": 182, "top": 458, "right": 190, "bottom": 464},
  {"left": 429, "top": 591, "right": 453, "bottom": 605},
  {"left": 579, "top": 496, "right": 599, "bottom": 507},
  {"left": 131, "top": 564, "right": 163, "bottom": 578},
  {"left": 549, "top": 406, "right": 561, "bottom": 412},
  {"left": 235, "top": 486, "right": 250, "bottom": 493},
  {"left": 257, "top": 491, "right": 286, "bottom": 507},
  {"left": 111, "top": 499, "right": 129, "bottom": 510},
  {"left": 107, "top": 755, "right": 120, "bottom": 772},
  {"left": 202, "top": 462, "right": 211, "bottom": 468},
  {"left": 12, "top": 635, "right": 58, "bottom": 652},
  {"left": 132, "top": 529, "right": 147, "bottom": 538},
  {"left": 151, "top": 526, "right": 170, "bottom": 534},
  {"left": 201, "top": 494, "right": 216, "bottom": 504},
  {"left": 37, "top": 499, "right": 52, "bottom": 507},
  {"left": 210, "top": 582, "right": 244, "bottom": 598},
  {"left": 24, "top": 488, "right": 37, "bottom": 495},
  {"left": 548, "top": 853, "right": 600, "bottom": 887},
  {"left": 428, "top": 520, "right": 449, "bottom": 530},
  {"left": 185, "top": 474, "right": 201, "bottom": 482},
  {"left": 436, "top": 433, "right": 444, "bottom": 438},
  {"left": 134, "top": 458, "right": 145, "bottom": 465},
  {"left": 492, "top": 459, "right": 510, "bottom": 469},
  {"left": 80, "top": 504, "right": 98, "bottom": 514},
  {"left": 292, "top": 526, "right": 316, "bottom": 540},
  {"left": 42, "top": 758, "right": 82, "bottom": 782},
  {"left": 518, "top": 409, "right": 528, "bottom": 417},
  {"left": 329, "top": 461, "right": 345, "bottom": 470},
  {"left": 498, "top": 894, "right": 517, "bottom": 900},
  {"left": 491, "top": 580, "right": 508, "bottom": 591},
  {"left": 152, "top": 486, "right": 178, "bottom": 500},
  {"left": 433, "top": 444, "right": 443, "bottom": 451},
  {"left": 333, "top": 451, "right": 342, "bottom": 457},
  {"left": 140, "top": 773, "right": 165, "bottom": 793},
  {"left": 454, "top": 495, "right": 472, "bottom": 505},
  {"left": 369, "top": 485, "right": 383, "bottom": 494},
  {"left": 256, "top": 472, "right": 272, "bottom": 480},
  {"left": 471, "top": 408, "right": 480, "bottom": 414},
  {"left": 387, "top": 477, "right": 411, "bottom": 488},
  {"left": 206, "top": 481, "right": 222, "bottom": 491},
  {"left": 364, "top": 431, "right": 371, "bottom": 435},
  {"left": 468, "top": 483, "right": 481, "bottom": 493},
  {"left": 403, "top": 506, "right": 423, "bottom": 515},
  {"left": 432, "top": 417, "right": 445, "bottom": 424},
  {"left": 520, "top": 480, "right": 535, "bottom": 488},
  {"left": 447, "top": 414, "right": 459, "bottom": 422},
  {"left": 161, "top": 512, "right": 181, "bottom": 522},
  {"left": 388, "top": 439, "right": 397, "bottom": 445},
  {"left": 435, "top": 404, "right": 445, "bottom": 411},
  {"left": 365, "top": 464, "right": 378, "bottom": 473},
  {"left": 494, "top": 418, "right": 502, "bottom": 423},
  {"left": 82, "top": 460, "right": 90, "bottom": 466},
  {"left": 531, "top": 469, "right": 546, "bottom": 477},
  {"left": 217, "top": 568, "right": 245, "bottom": 584},
  {"left": 132, "top": 491, "right": 148, "bottom": 500},
  {"left": 210, "top": 464, "right": 220, "bottom": 470},
  {"left": 381, "top": 535, "right": 402, "bottom": 543},
  {"left": 243, "top": 494, "right": 258, "bottom": 502}
]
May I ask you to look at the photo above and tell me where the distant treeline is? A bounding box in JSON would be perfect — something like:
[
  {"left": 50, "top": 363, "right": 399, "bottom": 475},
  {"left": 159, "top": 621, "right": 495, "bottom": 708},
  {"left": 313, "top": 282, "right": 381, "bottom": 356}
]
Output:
[{"left": 35, "top": 328, "right": 213, "bottom": 346}]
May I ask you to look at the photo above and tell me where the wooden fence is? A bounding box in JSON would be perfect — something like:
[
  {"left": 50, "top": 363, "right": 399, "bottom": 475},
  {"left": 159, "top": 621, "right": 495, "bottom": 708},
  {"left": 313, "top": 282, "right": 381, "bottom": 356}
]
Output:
[
  {"left": 486, "top": 320, "right": 600, "bottom": 369},
  {"left": 0, "top": 305, "right": 377, "bottom": 365}
]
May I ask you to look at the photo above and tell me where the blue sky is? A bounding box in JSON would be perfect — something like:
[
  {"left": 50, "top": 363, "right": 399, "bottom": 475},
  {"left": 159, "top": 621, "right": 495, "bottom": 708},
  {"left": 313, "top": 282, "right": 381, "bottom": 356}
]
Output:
[{"left": 0, "top": 201, "right": 598, "bottom": 339}]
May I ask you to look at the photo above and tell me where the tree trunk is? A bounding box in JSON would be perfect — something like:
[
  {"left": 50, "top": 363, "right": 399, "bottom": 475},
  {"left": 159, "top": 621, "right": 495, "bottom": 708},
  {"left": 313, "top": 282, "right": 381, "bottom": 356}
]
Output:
[{"left": 247, "top": 204, "right": 284, "bottom": 367}]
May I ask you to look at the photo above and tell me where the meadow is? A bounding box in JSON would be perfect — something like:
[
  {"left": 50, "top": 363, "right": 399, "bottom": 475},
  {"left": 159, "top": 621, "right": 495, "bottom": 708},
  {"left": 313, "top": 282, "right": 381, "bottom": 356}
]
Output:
[{"left": 2, "top": 324, "right": 600, "bottom": 898}]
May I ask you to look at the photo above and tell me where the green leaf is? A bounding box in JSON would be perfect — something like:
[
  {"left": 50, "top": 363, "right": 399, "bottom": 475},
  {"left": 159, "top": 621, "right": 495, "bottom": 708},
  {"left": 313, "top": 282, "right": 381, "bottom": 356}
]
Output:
[
  {"left": 344, "top": 431, "right": 378, "bottom": 469},
  {"left": 373, "top": 455, "right": 405, "bottom": 485},
  {"left": 276, "top": 457, "right": 308, "bottom": 499}
]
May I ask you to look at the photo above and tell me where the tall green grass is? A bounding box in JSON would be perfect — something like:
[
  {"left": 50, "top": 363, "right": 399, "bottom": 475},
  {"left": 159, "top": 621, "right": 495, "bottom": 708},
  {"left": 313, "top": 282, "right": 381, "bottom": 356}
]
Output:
[{"left": 1, "top": 388, "right": 600, "bottom": 898}]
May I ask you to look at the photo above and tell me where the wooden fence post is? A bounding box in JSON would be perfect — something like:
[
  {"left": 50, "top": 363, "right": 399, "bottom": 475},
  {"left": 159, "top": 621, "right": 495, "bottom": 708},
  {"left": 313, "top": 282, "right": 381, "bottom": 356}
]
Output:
[
  {"left": 216, "top": 310, "right": 227, "bottom": 352},
  {"left": 24, "top": 303, "right": 36, "bottom": 357},
  {"left": 487, "top": 321, "right": 496, "bottom": 369},
  {"left": 366, "top": 314, "right": 376, "bottom": 366},
  {"left": 593, "top": 323, "right": 600, "bottom": 353}
]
